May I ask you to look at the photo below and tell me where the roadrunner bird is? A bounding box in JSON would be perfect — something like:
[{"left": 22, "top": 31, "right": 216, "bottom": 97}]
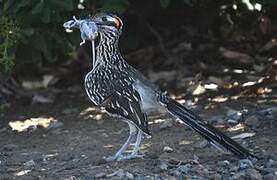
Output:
[{"left": 64, "top": 13, "right": 254, "bottom": 161}]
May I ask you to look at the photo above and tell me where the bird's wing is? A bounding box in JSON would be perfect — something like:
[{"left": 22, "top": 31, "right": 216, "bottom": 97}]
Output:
[
  {"left": 104, "top": 84, "right": 150, "bottom": 135},
  {"left": 85, "top": 66, "right": 150, "bottom": 134}
]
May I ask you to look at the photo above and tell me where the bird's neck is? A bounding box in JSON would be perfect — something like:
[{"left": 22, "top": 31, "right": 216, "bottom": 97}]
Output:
[{"left": 95, "top": 32, "right": 124, "bottom": 66}]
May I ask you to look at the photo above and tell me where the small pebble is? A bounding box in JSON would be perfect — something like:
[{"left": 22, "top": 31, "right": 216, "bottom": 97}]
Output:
[
  {"left": 218, "top": 160, "right": 230, "bottom": 167},
  {"left": 246, "top": 169, "right": 262, "bottom": 180},
  {"left": 177, "top": 164, "right": 190, "bottom": 174},
  {"left": 263, "top": 173, "right": 274, "bottom": 180},
  {"left": 116, "top": 169, "right": 125, "bottom": 178},
  {"left": 0, "top": 127, "right": 7, "bottom": 134},
  {"left": 46, "top": 121, "right": 63, "bottom": 131},
  {"left": 24, "top": 160, "right": 35, "bottom": 167},
  {"left": 94, "top": 172, "right": 106, "bottom": 178},
  {"left": 163, "top": 146, "right": 174, "bottom": 153},
  {"left": 244, "top": 116, "right": 260, "bottom": 129},
  {"left": 159, "top": 162, "right": 168, "bottom": 171},
  {"left": 125, "top": 172, "right": 134, "bottom": 179},
  {"left": 62, "top": 108, "right": 78, "bottom": 115},
  {"left": 3, "top": 144, "right": 17, "bottom": 151},
  {"left": 267, "top": 159, "right": 277, "bottom": 168},
  {"left": 159, "top": 119, "right": 173, "bottom": 130},
  {"left": 199, "top": 140, "right": 209, "bottom": 148},
  {"left": 239, "top": 159, "right": 254, "bottom": 169}
]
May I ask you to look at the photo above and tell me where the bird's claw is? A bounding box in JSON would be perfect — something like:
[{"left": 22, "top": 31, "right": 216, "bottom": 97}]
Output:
[{"left": 104, "top": 153, "right": 144, "bottom": 162}]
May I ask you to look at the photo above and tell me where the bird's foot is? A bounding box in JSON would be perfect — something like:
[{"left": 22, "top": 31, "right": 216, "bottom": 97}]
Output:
[
  {"left": 103, "top": 155, "right": 118, "bottom": 162},
  {"left": 116, "top": 153, "right": 144, "bottom": 161},
  {"left": 104, "top": 152, "right": 144, "bottom": 162}
]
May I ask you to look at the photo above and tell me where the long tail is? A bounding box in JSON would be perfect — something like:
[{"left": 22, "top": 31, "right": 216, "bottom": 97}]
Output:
[{"left": 161, "top": 97, "right": 255, "bottom": 158}]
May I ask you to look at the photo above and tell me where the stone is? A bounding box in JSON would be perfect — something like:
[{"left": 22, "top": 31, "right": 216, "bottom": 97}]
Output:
[
  {"left": 239, "top": 159, "right": 254, "bottom": 169},
  {"left": 94, "top": 172, "right": 106, "bottom": 178},
  {"left": 3, "top": 144, "right": 17, "bottom": 151},
  {"left": 125, "top": 172, "right": 134, "bottom": 179},
  {"left": 177, "top": 164, "right": 190, "bottom": 174},
  {"left": 267, "top": 159, "right": 277, "bottom": 168},
  {"left": 245, "top": 116, "right": 260, "bottom": 129},
  {"left": 218, "top": 160, "right": 230, "bottom": 167},
  {"left": 163, "top": 146, "right": 174, "bottom": 153},
  {"left": 246, "top": 169, "right": 262, "bottom": 180},
  {"left": 24, "top": 160, "right": 35, "bottom": 167},
  {"left": 46, "top": 121, "right": 63, "bottom": 131},
  {"left": 159, "top": 162, "right": 168, "bottom": 171},
  {"left": 159, "top": 119, "right": 173, "bottom": 130}
]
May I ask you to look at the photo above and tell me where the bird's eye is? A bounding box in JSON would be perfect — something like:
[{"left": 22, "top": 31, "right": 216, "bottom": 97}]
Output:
[
  {"left": 100, "top": 15, "right": 122, "bottom": 29},
  {"left": 102, "top": 16, "right": 107, "bottom": 22}
]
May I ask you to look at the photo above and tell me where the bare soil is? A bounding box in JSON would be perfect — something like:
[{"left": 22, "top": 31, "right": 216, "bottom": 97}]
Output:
[{"left": 0, "top": 82, "right": 276, "bottom": 179}]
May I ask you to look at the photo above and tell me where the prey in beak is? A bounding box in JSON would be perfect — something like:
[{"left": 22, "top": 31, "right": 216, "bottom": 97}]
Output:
[
  {"left": 63, "top": 16, "right": 98, "bottom": 46},
  {"left": 63, "top": 16, "right": 98, "bottom": 69}
]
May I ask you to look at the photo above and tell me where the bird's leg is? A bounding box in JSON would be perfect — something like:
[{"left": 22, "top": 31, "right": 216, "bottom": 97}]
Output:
[
  {"left": 117, "top": 130, "right": 144, "bottom": 161},
  {"left": 131, "top": 130, "right": 143, "bottom": 156},
  {"left": 104, "top": 121, "right": 137, "bottom": 162}
]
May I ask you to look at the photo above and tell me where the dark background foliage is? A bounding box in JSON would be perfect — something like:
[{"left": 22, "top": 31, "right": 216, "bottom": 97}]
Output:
[{"left": 1, "top": 0, "right": 276, "bottom": 76}]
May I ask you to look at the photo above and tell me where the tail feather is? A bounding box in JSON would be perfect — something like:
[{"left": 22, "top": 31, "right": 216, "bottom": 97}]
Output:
[{"left": 164, "top": 98, "right": 254, "bottom": 158}]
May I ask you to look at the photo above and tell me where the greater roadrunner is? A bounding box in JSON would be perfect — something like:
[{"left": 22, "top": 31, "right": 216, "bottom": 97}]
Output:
[{"left": 64, "top": 13, "right": 254, "bottom": 161}]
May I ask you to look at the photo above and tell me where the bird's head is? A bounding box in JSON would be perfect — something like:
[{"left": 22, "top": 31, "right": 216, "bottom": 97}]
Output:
[
  {"left": 64, "top": 13, "right": 123, "bottom": 46},
  {"left": 93, "top": 13, "right": 123, "bottom": 35}
]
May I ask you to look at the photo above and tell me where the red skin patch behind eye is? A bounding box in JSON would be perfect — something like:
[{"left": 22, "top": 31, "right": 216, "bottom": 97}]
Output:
[{"left": 114, "top": 17, "right": 122, "bottom": 29}]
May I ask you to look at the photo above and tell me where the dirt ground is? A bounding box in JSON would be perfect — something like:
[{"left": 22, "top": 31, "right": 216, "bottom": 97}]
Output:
[{"left": 0, "top": 79, "right": 277, "bottom": 179}]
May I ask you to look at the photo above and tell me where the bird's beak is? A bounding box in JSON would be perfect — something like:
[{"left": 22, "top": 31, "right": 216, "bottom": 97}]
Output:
[{"left": 63, "top": 16, "right": 99, "bottom": 46}]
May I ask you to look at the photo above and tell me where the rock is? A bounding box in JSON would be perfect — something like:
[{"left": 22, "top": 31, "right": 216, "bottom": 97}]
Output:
[
  {"left": 163, "top": 146, "right": 174, "bottom": 153},
  {"left": 208, "top": 76, "right": 226, "bottom": 86},
  {"left": 169, "top": 169, "right": 181, "bottom": 177},
  {"left": 267, "top": 159, "right": 277, "bottom": 168},
  {"left": 154, "top": 174, "right": 163, "bottom": 180},
  {"left": 107, "top": 169, "right": 125, "bottom": 178},
  {"left": 3, "top": 144, "right": 17, "bottom": 151},
  {"left": 191, "top": 83, "right": 206, "bottom": 95},
  {"left": 193, "top": 155, "right": 200, "bottom": 164},
  {"left": 62, "top": 108, "right": 78, "bottom": 115},
  {"left": 218, "top": 160, "right": 230, "bottom": 167},
  {"left": 46, "top": 121, "right": 63, "bottom": 131},
  {"left": 245, "top": 116, "right": 260, "bottom": 129},
  {"left": 159, "top": 119, "right": 173, "bottom": 130},
  {"left": 225, "top": 108, "right": 242, "bottom": 124},
  {"left": 125, "top": 172, "right": 134, "bottom": 179},
  {"left": 94, "top": 172, "right": 106, "bottom": 178},
  {"left": 230, "top": 166, "right": 239, "bottom": 172},
  {"left": 0, "top": 127, "right": 7, "bottom": 134},
  {"left": 159, "top": 162, "right": 168, "bottom": 171},
  {"left": 232, "top": 132, "right": 256, "bottom": 140},
  {"left": 226, "top": 108, "right": 239, "bottom": 116},
  {"left": 210, "top": 174, "right": 222, "bottom": 179},
  {"left": 246, "top": 169, "right": 262, "bottom": 180},
  {"left": 198, "top": 140, "right": 209, "bottom": 148},
  {"left": 168, "top": 158, "right": 181, "bottom": 165},
  {"left": 209, "top": 115, "right": 225, "bottom": 125},
  {"left": 239, "top": 159, "right": 254, "bottom": 169},
  {"left": 263, "top": 168, "right": 277, "bottom": 174},
  {"left": 263, "top": 173, "right": 274, "bottom": 180},
  {"left": 24, "top": 160, "right": 35, "bottom": 167},
  {"left": 116, "top": 169, "right": 125, "bottom": 178},
  {"left": 177, "top": 164, "right": 190, "bottom": 174},
  {"left": 232, "top": 171, "right": 246, "bottom": 179}
]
